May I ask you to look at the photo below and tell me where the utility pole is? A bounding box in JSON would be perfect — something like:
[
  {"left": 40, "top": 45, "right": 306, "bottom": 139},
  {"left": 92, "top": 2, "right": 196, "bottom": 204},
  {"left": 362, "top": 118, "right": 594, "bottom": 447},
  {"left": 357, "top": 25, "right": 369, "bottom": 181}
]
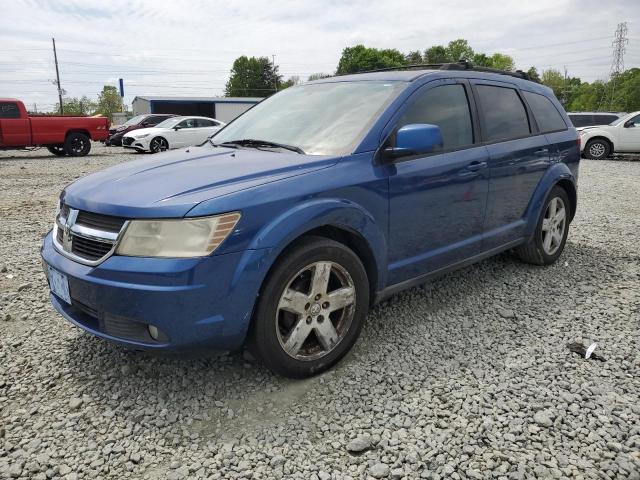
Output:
[
  {"left": 607, "top": 22, "right": 628, "bottom": 110},
  {"left": 272, "top": 54, "right": 278, "bottom": 93},
  {"left": 52, "top": 37, "right": 63, "bottom": 114}
]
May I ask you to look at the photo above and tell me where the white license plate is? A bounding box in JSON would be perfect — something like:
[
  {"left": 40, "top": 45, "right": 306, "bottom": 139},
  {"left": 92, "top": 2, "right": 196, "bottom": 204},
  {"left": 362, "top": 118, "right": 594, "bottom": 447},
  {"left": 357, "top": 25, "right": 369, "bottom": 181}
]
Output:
[{"left": 48, "top": 265, "right": 71, "bottom": 304}]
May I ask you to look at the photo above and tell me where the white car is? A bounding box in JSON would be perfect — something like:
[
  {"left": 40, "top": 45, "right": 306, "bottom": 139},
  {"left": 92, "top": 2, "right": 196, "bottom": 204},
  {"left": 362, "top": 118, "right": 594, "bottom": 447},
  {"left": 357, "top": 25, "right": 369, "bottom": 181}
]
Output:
[
  {"left": 578, "top": 111, "right": 640, "bottom": 159},
  {"left": 122, "top": 116, "right": 225, "bottom": 153}
]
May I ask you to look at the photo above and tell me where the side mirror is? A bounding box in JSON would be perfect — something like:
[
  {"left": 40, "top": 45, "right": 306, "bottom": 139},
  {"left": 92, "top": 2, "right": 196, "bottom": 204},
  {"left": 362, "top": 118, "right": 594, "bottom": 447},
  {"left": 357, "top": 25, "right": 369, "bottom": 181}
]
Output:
[
  {"left": 383, "top": 124, "right": 443, "bottom": 160},
  {"left": 624, "top": 120, "right": 636, "bottom": 128},
  {"left": 173, "top": 126, "right": 181, "bottom": 131}
]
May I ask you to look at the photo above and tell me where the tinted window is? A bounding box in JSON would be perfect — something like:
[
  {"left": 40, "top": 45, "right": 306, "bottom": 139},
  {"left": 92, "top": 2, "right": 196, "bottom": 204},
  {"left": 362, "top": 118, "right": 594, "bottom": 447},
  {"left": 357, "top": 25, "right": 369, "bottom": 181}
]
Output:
[
  {"left": 0, "top": 102, "right": 20, "bottom": 119},
  {"left": 476, "top": 85, "right": 530, "bottom": 142},
  {"left": 568, "top": 115, "right": 593, "bottom": 127},
  {"left": 626, "top": 114, "right": 640, "bottom": 127},
  {"left": 399, "top": 84, "right": 473, "bottom": 150},
  {"left": 146, "top": 116, "right": 167, "bottom": 126},
  {"left": 177, "top": 118, "right": 197, "bottom": 129},
  {"left": 523, "top": 91, "right": 566, "bottom": 132},
  {"left": 197, "top": 119, "right": 216, "bottom": 127},
  {"left": 593, "top": 115, "right": 618, "bottom": 125}
]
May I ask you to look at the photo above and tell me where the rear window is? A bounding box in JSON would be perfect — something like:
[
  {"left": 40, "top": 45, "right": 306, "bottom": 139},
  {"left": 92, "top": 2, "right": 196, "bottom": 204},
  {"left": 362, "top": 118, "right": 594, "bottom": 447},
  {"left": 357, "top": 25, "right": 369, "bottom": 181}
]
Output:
[
  {"left": 476, "top": 85, "right": 530, "bottom": 142},
  {"left": 0, "top": 102, "right": 20, "bottom": 119},
  {"left": 523, "top": 91, "right": 567, "bottom": 132}
]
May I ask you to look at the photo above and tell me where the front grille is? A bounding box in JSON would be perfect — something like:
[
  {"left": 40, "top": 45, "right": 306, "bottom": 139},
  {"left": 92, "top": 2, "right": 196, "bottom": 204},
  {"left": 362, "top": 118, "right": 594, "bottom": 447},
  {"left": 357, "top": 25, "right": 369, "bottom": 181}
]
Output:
[
  {"left": 122, "top": 137, "right": 134, "bottom": 146},
  {"left": 71, "top": 235, "right": 113, "bottom": 261},
  {"left": 76, "top": 211, "right": 126, "bottom": 233}
]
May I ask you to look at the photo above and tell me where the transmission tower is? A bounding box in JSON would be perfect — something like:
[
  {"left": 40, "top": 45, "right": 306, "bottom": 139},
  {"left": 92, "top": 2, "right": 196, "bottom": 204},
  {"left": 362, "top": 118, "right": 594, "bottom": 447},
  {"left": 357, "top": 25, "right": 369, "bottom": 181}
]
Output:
[{"left": 607, "top": 22, "right": 628, "bottom": 110}]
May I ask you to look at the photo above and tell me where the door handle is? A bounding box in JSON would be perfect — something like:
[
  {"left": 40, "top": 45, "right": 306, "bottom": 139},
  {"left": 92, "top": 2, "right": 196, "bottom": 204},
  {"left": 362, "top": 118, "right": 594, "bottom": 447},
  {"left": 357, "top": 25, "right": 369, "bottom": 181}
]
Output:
[{"left": 466, "top": 161, "right": 487, "bottom": 172}]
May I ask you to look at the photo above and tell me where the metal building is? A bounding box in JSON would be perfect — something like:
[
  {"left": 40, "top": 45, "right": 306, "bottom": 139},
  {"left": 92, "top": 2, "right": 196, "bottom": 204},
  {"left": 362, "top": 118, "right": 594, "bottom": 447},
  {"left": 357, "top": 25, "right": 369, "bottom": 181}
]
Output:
[{"left": 131, "top": 96, "right": 262, "bottom": 123}]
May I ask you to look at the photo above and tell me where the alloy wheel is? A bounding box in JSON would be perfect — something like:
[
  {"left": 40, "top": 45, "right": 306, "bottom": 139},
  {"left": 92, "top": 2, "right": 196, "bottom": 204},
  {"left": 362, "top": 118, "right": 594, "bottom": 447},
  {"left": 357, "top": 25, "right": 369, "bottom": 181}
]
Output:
[
  {"left": 589, "top": 142, "right": 606, "bottom": 159},
  {"left": 70, "top": 137, "right": 88, "bottom": 155},
  {"left": 275, "top": 261, "right": 356, "bottom": 361},
  {"left": 541, "top": 197, "right": 566, "bottom": 255},
  {"left": 150, "top": 138, "right": 167, "bottom": 153}
]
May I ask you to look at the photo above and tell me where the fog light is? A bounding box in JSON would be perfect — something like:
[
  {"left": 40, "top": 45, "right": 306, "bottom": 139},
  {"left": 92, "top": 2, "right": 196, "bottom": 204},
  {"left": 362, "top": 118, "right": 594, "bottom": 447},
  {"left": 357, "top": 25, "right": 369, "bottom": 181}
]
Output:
[{"left": 148, "top": 324, "right": 159, "bottom": 340}]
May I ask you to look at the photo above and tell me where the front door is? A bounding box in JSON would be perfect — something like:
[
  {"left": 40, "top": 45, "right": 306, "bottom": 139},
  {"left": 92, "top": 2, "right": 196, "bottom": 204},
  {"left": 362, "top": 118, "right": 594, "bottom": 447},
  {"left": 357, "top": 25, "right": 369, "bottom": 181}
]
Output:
[
  {"left": 171, "top": 118, "right": 198, "bottom": 147},
  {"left": 387, "top": 81, "right": 489, "bottom": 284},
  {"left": 0, "top": 101, "right": 30, "bottom": 146},
  {"left": 618, "top": 114, "right": 640, "bottom": 151}
]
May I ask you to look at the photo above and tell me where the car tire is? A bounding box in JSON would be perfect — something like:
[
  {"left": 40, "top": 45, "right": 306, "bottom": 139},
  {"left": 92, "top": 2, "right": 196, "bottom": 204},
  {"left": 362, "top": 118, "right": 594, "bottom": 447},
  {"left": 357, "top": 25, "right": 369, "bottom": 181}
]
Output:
[
  {"left": 63, "top": 133, "right": 91, "bottom": 157},
  {"left": 515, "top": 185, "right": 570, "bottom": 265},
  {"left": 149, "top": 137, "right": 168, "bottom": 153},
  {"left": 584, "top": 138, "right": 610, "bottom": 160},
  {"left": 248, "top": 236, "right": 369, "bottom": 378},
  {"left": 47, "top": 145, "right": 67, "bottom": 156}
]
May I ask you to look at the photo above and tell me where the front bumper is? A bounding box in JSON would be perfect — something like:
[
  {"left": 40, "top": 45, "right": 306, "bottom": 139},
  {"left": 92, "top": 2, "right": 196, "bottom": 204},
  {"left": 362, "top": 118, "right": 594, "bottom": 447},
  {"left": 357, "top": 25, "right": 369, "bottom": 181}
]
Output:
[
  {"left": 41, "top": 231, "right": 271, "bottom": 351},
  {"left": 122, "top": 136, "right": 151, "bottom": 151}
]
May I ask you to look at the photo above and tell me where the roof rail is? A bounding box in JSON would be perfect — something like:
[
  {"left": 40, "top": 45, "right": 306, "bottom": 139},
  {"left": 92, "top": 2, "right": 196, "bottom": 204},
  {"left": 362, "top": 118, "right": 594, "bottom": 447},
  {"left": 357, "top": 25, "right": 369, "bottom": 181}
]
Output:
[{"left": 347, "top": 60, "right": 538, "bottom": 83}]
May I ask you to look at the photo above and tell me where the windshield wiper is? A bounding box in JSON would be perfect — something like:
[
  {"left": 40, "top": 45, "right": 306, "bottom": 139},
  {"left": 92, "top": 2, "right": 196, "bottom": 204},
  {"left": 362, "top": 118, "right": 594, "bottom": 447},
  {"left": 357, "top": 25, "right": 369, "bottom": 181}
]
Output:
[{"left": 213, "top": 138, "right": 305, "bottom": 154}]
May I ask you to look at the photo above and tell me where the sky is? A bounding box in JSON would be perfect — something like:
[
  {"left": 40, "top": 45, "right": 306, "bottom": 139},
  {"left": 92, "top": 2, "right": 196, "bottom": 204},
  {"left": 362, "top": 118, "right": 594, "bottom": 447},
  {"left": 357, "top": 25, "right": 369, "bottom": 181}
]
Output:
[{"left": 1, "top": 0, "right": 639, "bottom": 112}]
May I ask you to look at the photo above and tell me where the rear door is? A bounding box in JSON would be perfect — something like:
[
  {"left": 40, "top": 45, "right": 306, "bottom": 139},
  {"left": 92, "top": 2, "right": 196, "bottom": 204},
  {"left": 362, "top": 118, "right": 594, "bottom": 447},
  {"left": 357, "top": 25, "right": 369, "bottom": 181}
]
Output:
[
  {"left": 0, "top": 101, "right": 30, "bottom": 146},
  {"left": 387, "top": 79, "right": 489, "bottom": 284},
  {"left": 471, "top": 81, "right": 550, "bottom": 249}
]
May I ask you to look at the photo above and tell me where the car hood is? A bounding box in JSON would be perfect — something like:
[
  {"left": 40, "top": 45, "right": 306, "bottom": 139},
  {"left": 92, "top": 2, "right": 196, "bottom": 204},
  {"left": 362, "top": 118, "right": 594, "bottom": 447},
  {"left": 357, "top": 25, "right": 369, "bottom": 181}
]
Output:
[
  {"left": 122, "top": 126, "right": 166, "bottom": 138},
  {"left": 62, "top": 145, "right": 339, "bottom": 218}
]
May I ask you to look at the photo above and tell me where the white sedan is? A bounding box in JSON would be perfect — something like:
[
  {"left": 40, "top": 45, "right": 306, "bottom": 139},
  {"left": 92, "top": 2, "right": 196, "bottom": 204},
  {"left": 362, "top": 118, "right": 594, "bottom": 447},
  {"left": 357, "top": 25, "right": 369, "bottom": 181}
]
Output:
[
  {"left": 122, "top": 116, "right": 225, "bottom": 153},
  {"left": 578, "top": 111, "right": 640, "bottom": 159}
]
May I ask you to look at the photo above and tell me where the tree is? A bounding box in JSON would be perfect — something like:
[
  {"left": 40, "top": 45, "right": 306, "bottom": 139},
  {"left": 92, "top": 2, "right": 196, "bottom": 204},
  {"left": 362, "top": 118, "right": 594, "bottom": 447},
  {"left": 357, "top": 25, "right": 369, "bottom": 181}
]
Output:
[
  {"left": 405, "top": 50, "right": 423, "bottom": 64},
  {"left": 281, "top": 75, "right": 301, "bottom": 89},
  {"left": 526, "top": 67, "right": 541, "bottom": 83},
  {"left": 486, "top": 53, "right": 515, "bottom": 71},
  {"left": 541, "top": 69, "right": 565, "bottom": 102},
  {"left": 446, "top": 39, "right": 474, "bottom": 62},
  {"left": 55, "top": 96, "right": 96, "bottom": 116},
  {"left": 423, "top": 45, "right": 448, "bottom": 64},
  {"left": 95, "top": 86, "right": 123, "bottom": 122},
  {"left": 308, "top": 73, "right": 332, "bottom": 81},
  {"left": 336, "top": 45, "right": 407, "bottom": 74},
  {"left": 225, "top": 56, "right": 281, "bottom": 97}
]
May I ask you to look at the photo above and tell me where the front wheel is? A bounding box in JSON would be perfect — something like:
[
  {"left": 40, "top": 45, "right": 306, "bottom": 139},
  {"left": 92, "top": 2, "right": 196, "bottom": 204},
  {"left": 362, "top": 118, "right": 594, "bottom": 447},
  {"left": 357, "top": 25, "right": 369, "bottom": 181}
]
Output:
[
  {"left": 149, "top": 137, "right": 168, "bottom": 153},
  {"left": 584, "top": 139, "right": 610, "bottom": 160},
  {"left": 64, "top": 133, "right": 91, "bottom": 157},
  {"left": 515, "top": 186, "right": 570, "bottom": 265},
  {"left": 248, "top": 236, "right": 369, "bottom": 378},
  {"left": 47, "top": 145, "right": 66, "bottom": 156}
]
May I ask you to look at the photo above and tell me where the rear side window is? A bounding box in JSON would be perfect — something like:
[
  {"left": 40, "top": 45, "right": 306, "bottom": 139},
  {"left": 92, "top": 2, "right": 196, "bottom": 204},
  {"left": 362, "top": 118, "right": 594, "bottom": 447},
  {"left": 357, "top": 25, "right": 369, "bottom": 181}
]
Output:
[
  {"left": 523, "top": 91, "right": 567, "bottom": 132},
  {"left": 568, "top": 115, "right": 592, "bottom": 127},
  {"left": 197, "top": 119, "right": 216, "bottom": 127},
  {"left": 476, "top": 85, "right": 530, "bottom": 142},
  {"left": 0, "top": 102, "right": 20, "bottom": 119},
  {"left": 398, "top": 84, "right": 474, "bottom": 150},
  {"left": 593, "top": 115, "right": 618, "bottom": 125}
]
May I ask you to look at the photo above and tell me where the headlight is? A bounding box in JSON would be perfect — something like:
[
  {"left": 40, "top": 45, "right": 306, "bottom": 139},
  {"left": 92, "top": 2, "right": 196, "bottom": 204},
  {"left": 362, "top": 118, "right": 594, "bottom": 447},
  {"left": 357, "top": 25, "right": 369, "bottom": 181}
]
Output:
[
  {"left": 116, "top": 212, "right": 241, "bottom": 258},
  {"left": 135, "top": 133, "right": 150, "bottom": 139}
]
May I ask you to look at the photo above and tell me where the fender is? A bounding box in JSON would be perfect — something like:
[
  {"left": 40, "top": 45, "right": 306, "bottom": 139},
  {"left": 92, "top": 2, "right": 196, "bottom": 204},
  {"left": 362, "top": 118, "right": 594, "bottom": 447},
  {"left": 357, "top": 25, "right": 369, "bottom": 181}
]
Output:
[
  {"left": 246, "top": 198, "right": 388, "bottom": 291},
  {"left": 579, "top": 127, "right": 615, "bottom": 151},
  {"left": 523, "top": 162, "right": 576, "bottom": 239}
]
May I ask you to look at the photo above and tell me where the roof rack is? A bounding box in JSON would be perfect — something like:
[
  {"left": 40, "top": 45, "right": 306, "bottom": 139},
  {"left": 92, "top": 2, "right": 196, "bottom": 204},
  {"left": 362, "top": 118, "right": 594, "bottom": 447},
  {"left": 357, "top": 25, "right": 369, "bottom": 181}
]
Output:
[{"left": 351, "top": 60, "right": 537, "bottom": 83}]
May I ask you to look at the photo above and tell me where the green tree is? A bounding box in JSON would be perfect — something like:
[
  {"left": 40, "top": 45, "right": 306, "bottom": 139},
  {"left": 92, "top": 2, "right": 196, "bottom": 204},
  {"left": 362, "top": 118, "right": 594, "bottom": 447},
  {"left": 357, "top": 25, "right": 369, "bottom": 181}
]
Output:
[
  {"left": 225, "top": 56, "right": 281, "bottom": 97},
  {"left": 526, "top": 67, "right": 541, "bottom": 82},
  {"left": 336, "top": 45, "right": 407, "bottom": 74},
  {"left": 308, "top": 73, "right": 332, "bottom": 81},
  {"left": 95, "top": 86, "right": 123, "bottom": 122},
  {"left": 423, "top": 45, "right": 449, "bottom": 63},
  {"left": 541, "top": 69, "right": 565, "bottom": 100},
  {"left": 405, "top": 50, "right": 423, "bottom": 64},
  {"left": 55, "top": 96, "right": 96, "bottom": 116},
  {"left": 446, "top": 39, "right": 474, "bottom": 61},
  {"left": 281, "top": 75, "right": 301, "bottom": 89},
  {"left": 486, "top": 53, "right": 515, "bottom": 71}
]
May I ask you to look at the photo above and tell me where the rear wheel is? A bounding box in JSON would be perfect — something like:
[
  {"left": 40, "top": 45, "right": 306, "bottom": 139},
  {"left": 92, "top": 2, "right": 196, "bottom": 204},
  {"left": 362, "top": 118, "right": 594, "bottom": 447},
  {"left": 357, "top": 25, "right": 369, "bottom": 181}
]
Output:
[
  {"left": 515, "top": 186, "right": 570, "bottom": 265},
  {"left": 64, "top": 133, "right": 91, "bottom": 157},
  {"left": 584, "top": 138, "right": 610, "bottom": 160},
  {"left": 248, "top": 236, "right": 369, "bottom": 378},
  {"left": 47, "top": 145, "right": 66, "bottom": 156},
  {"left": 149, "top": 137, "right": 168, "bottom": 153}
]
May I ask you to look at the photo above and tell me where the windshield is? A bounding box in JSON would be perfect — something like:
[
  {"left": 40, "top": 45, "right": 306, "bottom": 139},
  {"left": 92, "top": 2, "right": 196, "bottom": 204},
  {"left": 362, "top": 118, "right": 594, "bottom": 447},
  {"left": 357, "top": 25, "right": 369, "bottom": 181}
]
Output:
[
  {"left": 212, "top": 81, "right": 406, "bottom": 155},
  {"left": 122, "top": 115, "right": 146, "bottom": 127},
  {"left": 155, "top": 117, "right": 183, "bottom": 129}
]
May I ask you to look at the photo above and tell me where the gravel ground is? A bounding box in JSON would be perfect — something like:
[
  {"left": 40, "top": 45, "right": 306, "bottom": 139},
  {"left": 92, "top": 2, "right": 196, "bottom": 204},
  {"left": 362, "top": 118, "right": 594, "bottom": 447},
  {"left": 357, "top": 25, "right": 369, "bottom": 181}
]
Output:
[{"left": 0, "top": 144, "right": 639, "bottom": 480}]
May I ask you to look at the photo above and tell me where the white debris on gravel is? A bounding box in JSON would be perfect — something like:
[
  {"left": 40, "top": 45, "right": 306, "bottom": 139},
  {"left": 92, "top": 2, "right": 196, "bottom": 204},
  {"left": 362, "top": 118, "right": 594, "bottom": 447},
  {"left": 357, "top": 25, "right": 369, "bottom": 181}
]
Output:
[{"left": 1, "top": 145, "right": 639, "bottom": 479}]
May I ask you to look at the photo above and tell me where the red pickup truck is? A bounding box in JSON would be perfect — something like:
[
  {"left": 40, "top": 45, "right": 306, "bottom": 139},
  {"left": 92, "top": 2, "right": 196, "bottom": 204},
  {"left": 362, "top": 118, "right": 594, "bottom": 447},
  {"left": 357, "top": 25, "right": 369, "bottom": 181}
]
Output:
[{"left": 0, "top": 99, "right": 109, "bottom": 156}]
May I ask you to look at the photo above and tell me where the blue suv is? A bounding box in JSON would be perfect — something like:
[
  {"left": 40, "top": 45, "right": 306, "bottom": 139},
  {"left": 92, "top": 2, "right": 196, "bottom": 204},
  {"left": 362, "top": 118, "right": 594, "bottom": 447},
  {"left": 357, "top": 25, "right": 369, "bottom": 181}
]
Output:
[{"left": 41, "top": 64, "right": 580, "bottom": 378}]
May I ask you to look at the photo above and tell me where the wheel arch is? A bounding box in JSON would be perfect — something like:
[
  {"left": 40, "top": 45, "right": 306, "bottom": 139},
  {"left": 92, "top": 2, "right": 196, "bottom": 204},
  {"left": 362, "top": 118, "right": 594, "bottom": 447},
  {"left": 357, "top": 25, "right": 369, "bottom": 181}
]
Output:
[
  {"left": 585, "top": 135, "right": 614, "bottom": 153},
  {"left": 65, "top": 129, "right": 91, "bottom": 140}
]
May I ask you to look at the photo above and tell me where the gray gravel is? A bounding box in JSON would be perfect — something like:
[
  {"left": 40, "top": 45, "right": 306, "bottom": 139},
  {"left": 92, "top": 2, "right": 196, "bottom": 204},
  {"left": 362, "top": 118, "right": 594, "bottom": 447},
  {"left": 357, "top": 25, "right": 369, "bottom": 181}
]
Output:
[{"left": 1, "top": 144, "right": 639, "bottom": 480}]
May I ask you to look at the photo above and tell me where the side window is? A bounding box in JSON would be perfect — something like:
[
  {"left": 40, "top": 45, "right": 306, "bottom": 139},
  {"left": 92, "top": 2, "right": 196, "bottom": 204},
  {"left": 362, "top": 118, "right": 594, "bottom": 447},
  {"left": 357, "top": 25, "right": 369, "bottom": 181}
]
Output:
[
  {"left": 0, "top": 102, "right": 20, "bottom": 119},
  {"left": 398, "top": 84, "right": 474, "bottom": 150},
  {"left": 569, "top": 115, "right": 591, "bottom": 128},
  {"left": 523, "top": 91, "right": 567, "bottom": 132},
  {"left": 177, "top": 119, "right": 196, "bottom": 129},
  {"left": 625, "top": 115, "right": 640, "bottom": 127},
  {"left": 147, "top": 116, "right": 165, "bottom": 126},
  {"left": 476, "top": 85, "right": 530, "bottom": 142},
  {"left": 197, "top": 119, "right": 215, "bottom": 127}
]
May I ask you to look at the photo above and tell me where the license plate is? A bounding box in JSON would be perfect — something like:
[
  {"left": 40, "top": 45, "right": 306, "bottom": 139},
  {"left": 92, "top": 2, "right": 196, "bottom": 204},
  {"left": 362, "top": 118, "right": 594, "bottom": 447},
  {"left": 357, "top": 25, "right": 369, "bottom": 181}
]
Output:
[{"left": 47, "top": 265, "right": 71, "bottom": 304}]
